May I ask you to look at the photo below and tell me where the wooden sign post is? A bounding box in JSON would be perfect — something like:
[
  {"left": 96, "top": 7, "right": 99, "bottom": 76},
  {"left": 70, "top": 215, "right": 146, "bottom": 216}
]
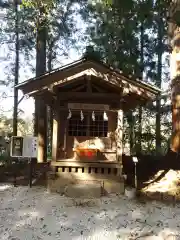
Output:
[{"left": 10, "top": 136, "right": 38, "bottom": 188}]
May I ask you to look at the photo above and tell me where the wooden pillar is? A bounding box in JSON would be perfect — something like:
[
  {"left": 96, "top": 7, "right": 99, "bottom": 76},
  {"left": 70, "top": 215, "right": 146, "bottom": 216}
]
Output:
[
  {"left": 116, "top": 109, "right": 123, "bottom": 174},
  {"left": 50, "top": 106, "right": 53, "bottom": 156},
  {"left": 34, "top": 97, "right": 38, "bottom": 136},
  {"left": 52, "top": 110, "right": 59, "bottom": 161},
  {"left": 37, "top": 97, "right": 47, "bottom": 163},
  {"left": 108, "top": 111, "right": 116, "bottom": 150},
  {"left": 63, "top": 114, "right": 68, "bottom": 158}
]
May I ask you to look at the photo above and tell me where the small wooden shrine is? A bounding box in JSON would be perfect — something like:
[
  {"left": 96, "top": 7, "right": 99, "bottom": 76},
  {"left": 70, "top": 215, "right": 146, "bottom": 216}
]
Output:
[{"left": 16, "top": 56, "right": 160, "bottom": 194}]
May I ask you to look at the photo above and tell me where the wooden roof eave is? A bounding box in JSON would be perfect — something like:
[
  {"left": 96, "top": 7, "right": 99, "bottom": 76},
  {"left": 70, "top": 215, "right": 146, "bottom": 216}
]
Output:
[
  {"left": 16, "top": 58, "right": 87, "bottom": 87},
  {"left": 16, "top": 59, "right": 92, "bottom": 95},
  {"left": 16, "top": 58, "right": 161, "bottom": 100},
  {"left": 26, "top": 71, "right": 157, "bottom": 101},
  {"left": 90, "top": 61, "right": 161, "bottom": 96}
]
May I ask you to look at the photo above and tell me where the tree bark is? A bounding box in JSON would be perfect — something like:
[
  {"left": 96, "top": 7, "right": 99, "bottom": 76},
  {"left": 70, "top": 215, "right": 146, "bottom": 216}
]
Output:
[
  {"left": 13, "top": 1, "right": 19, "bottom": 136},
  {"left": 137, "top": 22, "right": 144, "bottom": 154},
  {"left": 171, "top": 30, "right": 180, "bottom": 152},
  {"left": 34, "top": 6, "right": 47, "bottom": 162},
  {"left": 156, "top": 14, "right": 163, "bottom": 156},
  {"left": 47, "top": 42, "right": 53, "bottom": 158}
]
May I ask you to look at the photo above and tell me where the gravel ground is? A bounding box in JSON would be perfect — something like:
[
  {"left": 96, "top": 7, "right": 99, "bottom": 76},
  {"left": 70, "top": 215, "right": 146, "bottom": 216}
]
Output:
[{"left": 0, "top": 184, "right": 180, "bottom": 240}]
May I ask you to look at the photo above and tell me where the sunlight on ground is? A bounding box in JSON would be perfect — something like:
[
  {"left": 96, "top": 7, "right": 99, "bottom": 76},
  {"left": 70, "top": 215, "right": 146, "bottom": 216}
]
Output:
[
  {"left": 0, "top": 184, "right": 12, "bottom": 192},
  {"left": 0, "top": 184, "right": 180, "bottom": 239},
  {"left": 142, "top": 170, "right": 180, "bottom": 196}
]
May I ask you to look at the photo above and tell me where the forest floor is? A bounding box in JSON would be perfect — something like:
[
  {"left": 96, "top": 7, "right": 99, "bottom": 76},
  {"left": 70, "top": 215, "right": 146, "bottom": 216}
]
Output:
[{"left": 0, "top": 184, "right": 180, "bottom": 240}]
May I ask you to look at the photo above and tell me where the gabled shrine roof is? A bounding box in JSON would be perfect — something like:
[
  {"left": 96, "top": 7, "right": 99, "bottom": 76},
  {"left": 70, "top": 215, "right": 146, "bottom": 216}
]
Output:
[{"left": 16, "top": 57, "right": 161, "bottom": 97}]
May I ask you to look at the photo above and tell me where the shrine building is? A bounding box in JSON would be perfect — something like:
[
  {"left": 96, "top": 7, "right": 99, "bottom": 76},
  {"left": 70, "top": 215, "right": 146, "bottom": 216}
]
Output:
[{"left": 16, "top": 56, "right": 160, "bottom": 194}]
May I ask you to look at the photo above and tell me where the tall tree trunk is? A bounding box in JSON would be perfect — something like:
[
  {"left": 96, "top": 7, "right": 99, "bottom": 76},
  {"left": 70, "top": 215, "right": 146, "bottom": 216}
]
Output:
[
  {"left": 156, "top": 14, "right": 163, "bottom": 156},
  {"left": 171, "top": 27, "right": 180, "bottom": 153},
  {"left": 137, "top": 22, "right": 144, "bottom": 154},
  {"left": 13, "top": 0, "right": 19, "bottom": 136},
  {"left": 47, "top": 42, "right": 53, "bottom": 158},
  {"left": 168, "top": 0, "right": 180, "bottom": 153},
  {"left": 34, "top": 6, "right": 47, "bottom": 162}
]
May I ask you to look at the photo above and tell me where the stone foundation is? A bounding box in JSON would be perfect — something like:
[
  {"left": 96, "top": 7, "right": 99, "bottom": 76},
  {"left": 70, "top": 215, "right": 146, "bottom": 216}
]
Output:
[{"left": 47, "top": 171, "right": 124, "bottom": 197}]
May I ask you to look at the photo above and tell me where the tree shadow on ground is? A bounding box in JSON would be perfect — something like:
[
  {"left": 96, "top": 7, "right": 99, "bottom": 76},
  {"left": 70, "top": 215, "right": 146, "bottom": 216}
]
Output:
[
  {"left": 0, "top": 162, "right": 50, "bottom": 187},
  {"left": 0, "top": 185, "right": 179, "bottom": 240}
]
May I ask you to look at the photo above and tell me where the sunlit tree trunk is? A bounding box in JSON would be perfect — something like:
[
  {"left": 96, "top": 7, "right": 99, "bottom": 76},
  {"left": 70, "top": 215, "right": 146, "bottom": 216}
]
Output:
[
  {"left": 34, "top": 5, "right": 47, "bottom": 162},
  {"left": 169, "top": 0, "right": 180, "bottom": 153},
  {"left": 156, "top": 13, "right": 163, "bottom": 156},
  {"left": 170, "top": 28, "right": 180, "bottom": 152}
]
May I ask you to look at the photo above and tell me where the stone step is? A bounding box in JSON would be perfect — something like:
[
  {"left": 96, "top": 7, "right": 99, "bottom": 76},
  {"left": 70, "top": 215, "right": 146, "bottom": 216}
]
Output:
[{"left": 64, "top": 183, "right": 102, "bottom": 198}]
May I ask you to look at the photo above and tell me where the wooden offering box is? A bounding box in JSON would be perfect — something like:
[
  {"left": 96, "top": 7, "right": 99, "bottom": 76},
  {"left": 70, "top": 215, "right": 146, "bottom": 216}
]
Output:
[{"left": 74, "top": 148, "right": 98, "bottom": 161}]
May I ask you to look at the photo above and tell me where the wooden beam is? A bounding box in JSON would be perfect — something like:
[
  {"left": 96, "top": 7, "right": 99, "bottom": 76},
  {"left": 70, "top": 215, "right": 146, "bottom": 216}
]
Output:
[
  {"left": 86, "top": 75, "right": 92, "bottom": 92},
  {"left": 32, "top": 91, "right": 56, "bottom": 105},
  {"left": 30, "top": 76, "right": 86, "bottom": 96},
  {"left": 91, "top": 83, "right": 107, "bottom": 93},
  {"left": 91, "top": 76, "right": 121, "bottom": 93},
  {"left": 56, "top": 76, "right": 86, "bottom": 91},
  {"left": 71, "top": 84, "right": 86, "bottom": 92},
  {"left": 51, "top": 161, "right": 121, "bottom": 168},
  {"left": 48, "top": 84, "right": 56, "bottom": 95},
  {"left": 58, "top": 92, "right": 120, "bottom": 100}
]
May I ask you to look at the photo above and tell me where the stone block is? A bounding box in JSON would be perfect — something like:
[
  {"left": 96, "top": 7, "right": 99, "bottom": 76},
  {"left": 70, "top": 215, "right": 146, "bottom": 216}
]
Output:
[
  {"left": 103, "top": 180, "right": 124, "bottom": 194},
  {"left": 64, "top": 183, "right": 101, "bottom": 198},
  {"left": 47, "top": 170, "right": 125, "bottom": 196},
  {"left": 47, "top": 176, "right": 71, "bottom": 194}
]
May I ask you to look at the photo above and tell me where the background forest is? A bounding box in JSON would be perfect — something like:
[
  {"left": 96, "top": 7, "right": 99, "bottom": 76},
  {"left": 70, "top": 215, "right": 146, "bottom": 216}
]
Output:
[{"left": 0, "top": 0, "right": 171, "bottom": 157}]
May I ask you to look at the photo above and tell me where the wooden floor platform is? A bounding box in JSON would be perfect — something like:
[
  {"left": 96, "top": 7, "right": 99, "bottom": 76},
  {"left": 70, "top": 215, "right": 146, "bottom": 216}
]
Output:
[{"left": 51, "top": 159, "right": 121, "bottom": 167}]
